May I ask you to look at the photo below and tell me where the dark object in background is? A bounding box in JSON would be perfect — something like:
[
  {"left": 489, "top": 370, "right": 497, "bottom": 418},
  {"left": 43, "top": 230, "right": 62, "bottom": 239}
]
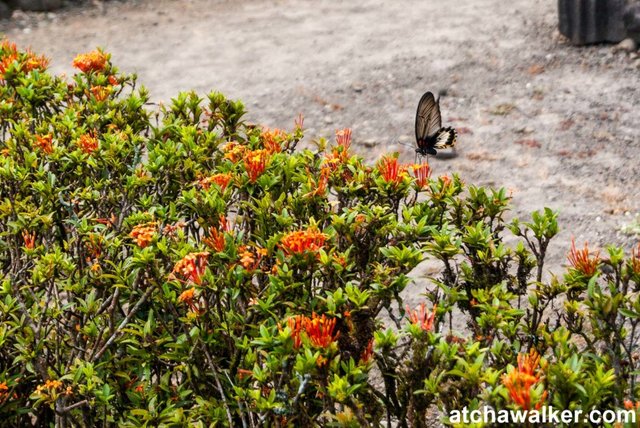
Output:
[
  {"left": 0, "top": 1, "right": 11, "bottom": 19},
  {"left": 6, "top": 0, "right": 62, "bottom": 12},
  {"left": 558, "top": 0, "right": 627, "bottom": 44},
  {"left": 624, "top": 2, "right": 640, "bottom": 42}
]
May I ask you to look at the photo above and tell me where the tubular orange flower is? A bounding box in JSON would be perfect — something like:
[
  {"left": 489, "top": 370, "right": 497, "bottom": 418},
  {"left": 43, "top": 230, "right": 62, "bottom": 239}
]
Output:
[
  {"left": 77, "top": 133, "right": 99, "bottom": 154},
  {"left": 406, "top": 303, "right": 437, "bottom": 332},
  {"left": 108, "top": 75, "right": 119, "bottom": 86},
  {"left": 197, "top": 173, "right": 233, "bottom": 191},
  {"left": 0, "top": 51, "right": 18, "bottom": 76},
  {"left": 294, "top": 113, "right": 304, "bottom": 130},
  {"left": 378, "top": 155, "right": 407, "bottom": 185},
  {"left": 335, "top": 128, "right": 352, "bottom": 150},
  {"left": 624, "top": 399, "right": 640, "bottom": 410},
  {"left": 261, "top": 127, "right": 286, "bottom": 154},
  {"left": 411, "top": 162, "right": 431, "bottom": 188},
  {"left": 568, "top": 238, "right": 600, "bottom": 276},
  {"left": 0, "top": 382, "right": 8, "bottom": 403},
  {"left": 280, "top": 227, "right": 328, "bottom": 255},
  {"left": 223, "top": 141, "right": 246, "bottom": 163},
  {"left": 244, "top": 149, "right": 269, "bottom": 182},
  {"left": 501, "top": 349, "right": 548, "bottom": 411},
  {"left": 171, "top": 252, "right": 210, "bottom": 285},
  {"left": 129, "top": 222, "right": 157, "bottom": 248},
  {"left": 72, "top": 49, "right": 108, "bottom": 73},
  {"left": 90, "top": 85, "right": 110, "bottom": 101},
  {"left": 178, "top": 288, "right": 196, "bottom": 305},
  {"left": 33, "top": 134, "right": 53, "bottom": 154},
  {"left": 22, "top": 230, "right": 35, "bottom": 250},
  {"left": 360, "top": 339, "right": 375, "bottom": 364},
  {"left": 22, "top": 50, "right": 49, "bottom": 73},
  {"left": 286, "top": 313, "right": 339, "bottom": 349}
]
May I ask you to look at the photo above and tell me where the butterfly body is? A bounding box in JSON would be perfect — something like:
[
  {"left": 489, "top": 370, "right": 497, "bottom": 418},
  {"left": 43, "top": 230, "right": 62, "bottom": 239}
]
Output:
[{"left": 415, "top": 91, "right": 457, "bottom": 157}]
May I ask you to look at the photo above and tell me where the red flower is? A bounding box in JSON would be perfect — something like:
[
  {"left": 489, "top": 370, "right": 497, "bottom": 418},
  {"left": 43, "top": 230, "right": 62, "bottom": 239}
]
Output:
[
  {"left": 502, "top": 349, "right": 548, "bottom": 411},
  {"left": 411, "top": 162, "right": 431, "bottom": 188},
  {"left": 567, "top": 238, "right": 600, "bottom": 276},
  {"left": 22, "top": 230, "right": 36, "bottom": 250},
  {"left": 280, "top": 227, "right": 328, "bottom": 255},
  {"left": 360, "top": 339, "right": 375, "bottom": 364},
  {"left": 406, "top": 303, "right": 437, "bottom": 332},
  {"left": 72, "top": 49, "right": 108, "bottom": 73},
  {"left": 244, "top": 149, "right": 269, "bottom": 182},
  {"left": 90, "top": 85, "right": 110, "bottom": 101},
  {"left": 171, "top": 252, "right": 210, "bottom": 285},
  {"left": 378, "top": 155, "right": 407, "bottom": 185},
  {"left": 630, "top": 243, "right": 640, "bottom": 276},
  {"left": 261, "top": 127, "right": 286, "bottom": 154}
]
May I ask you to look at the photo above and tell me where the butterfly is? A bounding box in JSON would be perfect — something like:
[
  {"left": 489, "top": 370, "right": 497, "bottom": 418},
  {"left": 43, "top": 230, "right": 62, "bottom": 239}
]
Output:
[{"left": 415, "top": 91, "right": 457, "bottom": 157}]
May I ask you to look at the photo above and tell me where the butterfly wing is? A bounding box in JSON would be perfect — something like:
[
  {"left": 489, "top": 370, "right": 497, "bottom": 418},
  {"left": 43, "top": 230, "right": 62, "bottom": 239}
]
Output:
[
  {"left": 433, "top": 126, "right": 457, "bottom": 149},
  {"left": 415, "top": 92, "right": 443, "bottom": 155}
]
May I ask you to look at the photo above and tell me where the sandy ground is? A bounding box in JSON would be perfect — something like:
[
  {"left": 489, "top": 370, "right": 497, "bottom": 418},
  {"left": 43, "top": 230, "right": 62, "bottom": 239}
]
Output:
[{"left": 2, "top": 0, "right": 639, "bottom": 293}]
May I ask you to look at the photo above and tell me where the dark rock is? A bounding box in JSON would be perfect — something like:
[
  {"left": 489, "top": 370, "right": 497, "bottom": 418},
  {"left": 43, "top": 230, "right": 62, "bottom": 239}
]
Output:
[
  {"left": 558, "top": 0, "right": 627, "bottom": 45},
  {"left": 624, "top": 3, "right": 640, "bottom": 42},
  {"left": 0, "top": 1, "right": 11, "bottom": 19},
  {"left": 8, "top": 0, "right": 62, "bottom": 12}
]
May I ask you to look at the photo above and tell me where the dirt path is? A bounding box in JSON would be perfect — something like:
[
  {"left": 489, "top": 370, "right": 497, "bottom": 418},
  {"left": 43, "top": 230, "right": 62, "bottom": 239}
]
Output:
[{"left": 2, "top": 0, "right": 640, "bottom": 277}]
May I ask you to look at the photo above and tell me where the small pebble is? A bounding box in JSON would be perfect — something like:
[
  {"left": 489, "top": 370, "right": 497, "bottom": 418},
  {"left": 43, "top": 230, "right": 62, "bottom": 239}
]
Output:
[
  {"left": 615, "top": 38, "right": 638, "bottom": 53},
  {"left": 323, "top": 116, "right": 333, "bottom": 124}
]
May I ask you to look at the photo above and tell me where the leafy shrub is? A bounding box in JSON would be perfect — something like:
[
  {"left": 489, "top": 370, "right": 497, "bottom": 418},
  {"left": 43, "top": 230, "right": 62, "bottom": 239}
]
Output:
[{"left": 1, "top": 40, "right": 640, "bottom": 427}]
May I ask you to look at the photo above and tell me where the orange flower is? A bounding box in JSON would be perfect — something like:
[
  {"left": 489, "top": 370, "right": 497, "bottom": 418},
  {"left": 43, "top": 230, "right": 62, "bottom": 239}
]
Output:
[
  {"left": 335, "top": 128, "right": 352, "bottom": 150},
  {"left": 244, "top": 149, "right": 269, "bottom": 182},
  {"left": 223, "top": 141, "right": 246, "bottom": 163},
  {"left": 162, "top": 221, "right": 186, "bottom": 238},
  {"left": 286, "top": 313, "right": 339, "bottom": 349},
  {"left": 280, "top": 227, "right": 328, "bottom": 255},
  {"left": 35, "top": 379, "right": 63, "bottom": 395},
  {"left": 360, "top": 339, "right": 375, "bottom": 364},
  {"left": 237, "top": 369, "right": 253, "bottom": 380},
  {"left": 171, "top": 252, "right": 210, "bottom": 285},
  {"left": 261, "top": 127, "right": 286, "bottom": 154},
  {"left": 90, "top": 85, "right": 110, "bottom": 101},
  {"left": 406, "top": 303, "right": 437, "bottom": 332},
  {"left": 378, "top": 155, "right": 407, "bottom": 185},
  {"left": 411, "top": 162, "right": 431, "bottom": 188},
  {"left": 22, "top": 230, "right": 35, "bottom": 250},
  {"left": 33, "top": 134, "right": 53, "bottom": 154},
  {"left": 72, "top": 49, "right": 108, "bottom": 73},
  {"left": 129, "top": 222, "right": 157, "bottom": 248},
  {"left": 502, "top": 349, "right": 548, "bottom": 411},
  {"left": 294, "top": 113, "right": 304, "bottom": 131},
  {"left": 22, "top": 50, "right": 49, "bottom": 73},
  {"left": 178, "top": 288, "right": 196, "bottom": 305},
  {"left": 203, "top": 216, "right": 230, "bottom": 252},
  {"left": 197, "top": 173, "right": 232, "bottom": 191},
  {"left": 568, "top": 238, "right": 600, "bottom": 276},
  {"left": 0, "top": 381, "right": 8, "bottom": 402},
  {"left": 624, "top": 399, "right": 640, "bottom": 410},
  {"left": 108, "top": 75, "right": 119, "bottom": 86},
  {"left": 77, "top": 133, "right": 99, "bottom": 154},
  {"left": 0, "top": 51, "right": 18, "bottom": 76}
]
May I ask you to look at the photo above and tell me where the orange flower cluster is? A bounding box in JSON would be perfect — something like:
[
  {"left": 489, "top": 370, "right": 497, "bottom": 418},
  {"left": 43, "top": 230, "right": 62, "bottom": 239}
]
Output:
[
  {"left": 287, "top": 313, "right": 339, "bottom": 349},
  {"left": 77, "top": 133, "right": 99, "bottom": 154},
  {"left": 203, "top": 215, "right": 230, "bottom": 252},
  {"left": 378, "top": 155, "right": 408, "bottom": 185},
  {"left": 624, "top": 399, "right": 640, "bottom": 410},
  {"left": 502, "top": 349, "right": 548, "bottom": 411},
  {"left": 90, "top": 85, "right": 110, "bottom": 101},
  {"left": 171, "top": 251, "right": 210, "bottom": 285},
  {"left": 568, "top": 238, "right": 600, "bottom": 276},
  {"left": 244, "top": 149, "right": 270, "bottom": 182},
  {"left": 33, "top": 134, "right": 53, "bottom": 154},
  {"left": 406, "top": 303, "right": 437, "bottom": 332},
  {"left": 630, "top": 243, "right": 640, "bottom": 276},
  {"left": 178, "top": 288, "right": 198, "bottom": 312},
  {"left": 72, "top": 49, "right": 108, "bottom": 73},
  {"left": 261, "top": 127, "right": 286, "bottom": 154},
  {"left": 411, "top": 162, "right": 431, "bottom": 188},
  {"left": 238, "top": 246, "right": 267, "bottom": 271},
  {"left": 22, "top": 230, "right": 36, "bottom": 250},
  {"left": 280, "top": 227, "right": 328, "bottom": 255},
  {"left": 335, "top": 128, "right": 352, "bottom": 150},
  {"left": 0, "top": 40, "right": 48, "bottom": 77},
  {"left": 35, "top": 379, "right": 63, "bottom": 395},
  {"left": 197, "top": 173, "right": 233, "bottom": 191},
  {"left": 129, "top": 222, "right": 157, "bottom": 248},
  {"left": 223, "top": 141, "right": 247, "bottom": 163}
]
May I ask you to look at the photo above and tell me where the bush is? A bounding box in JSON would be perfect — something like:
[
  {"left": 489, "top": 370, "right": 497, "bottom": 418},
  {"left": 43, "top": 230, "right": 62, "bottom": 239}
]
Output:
[{"left": 1, "top": 41, "right": 640, "bottom": 427}]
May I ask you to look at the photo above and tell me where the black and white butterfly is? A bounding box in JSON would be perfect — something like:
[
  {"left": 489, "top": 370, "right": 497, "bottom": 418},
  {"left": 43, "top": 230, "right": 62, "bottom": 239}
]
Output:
[{"left": 415, "top": 91, "right": 457, "bottom": 157}]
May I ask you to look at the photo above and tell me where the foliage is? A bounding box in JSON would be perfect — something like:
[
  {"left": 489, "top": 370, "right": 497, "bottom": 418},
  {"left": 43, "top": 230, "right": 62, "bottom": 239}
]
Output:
[{"left": 1, "top": 41, "right": 640, "bottom": 427}]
